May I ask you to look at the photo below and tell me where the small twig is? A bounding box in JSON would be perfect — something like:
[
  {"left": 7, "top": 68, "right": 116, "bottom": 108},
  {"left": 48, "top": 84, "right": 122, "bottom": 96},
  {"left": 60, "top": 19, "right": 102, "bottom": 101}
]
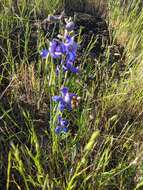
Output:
[{"left": 0, "top": 78, "right": 15, "bottom": 100}]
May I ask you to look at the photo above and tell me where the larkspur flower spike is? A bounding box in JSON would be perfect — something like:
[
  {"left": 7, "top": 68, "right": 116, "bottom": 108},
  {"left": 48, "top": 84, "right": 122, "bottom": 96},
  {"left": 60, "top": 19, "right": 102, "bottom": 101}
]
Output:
[{"left": 40, "top": 12, "right": 80, "bottom": 135}]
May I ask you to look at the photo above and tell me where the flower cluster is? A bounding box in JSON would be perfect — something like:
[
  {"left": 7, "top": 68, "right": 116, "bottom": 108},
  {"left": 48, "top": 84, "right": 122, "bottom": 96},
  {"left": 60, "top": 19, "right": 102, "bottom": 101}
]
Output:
[
  {"left": 40, "top": 18, "right": 78, "bottom": 74},
  {"left": 40, "top": 12, "right": 80, "bottom": 134},
  {"left": 52, "top": 87, "right": 77, "bottom": 111},
  {"left": 55, "top": 115, "right": 69, "bottom": 134}
]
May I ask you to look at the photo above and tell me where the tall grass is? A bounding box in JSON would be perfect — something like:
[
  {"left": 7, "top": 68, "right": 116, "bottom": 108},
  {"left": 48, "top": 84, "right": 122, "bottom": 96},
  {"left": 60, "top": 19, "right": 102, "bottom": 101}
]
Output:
[{"left": 0, "top": 0, "right": 143, "bottom": 189}]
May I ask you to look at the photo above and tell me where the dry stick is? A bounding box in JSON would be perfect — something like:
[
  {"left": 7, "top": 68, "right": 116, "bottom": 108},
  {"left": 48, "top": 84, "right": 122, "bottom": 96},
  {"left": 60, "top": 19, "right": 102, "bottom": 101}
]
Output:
[{"left": 0, "top": 78, "right": 14, "bottom": 100}]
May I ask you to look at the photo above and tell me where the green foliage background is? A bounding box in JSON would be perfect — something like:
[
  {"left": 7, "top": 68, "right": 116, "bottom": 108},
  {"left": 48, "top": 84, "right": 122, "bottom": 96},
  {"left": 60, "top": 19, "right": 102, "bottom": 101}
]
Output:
[{"left": 0, "top": 0, "right": 143, "bottom": 189}]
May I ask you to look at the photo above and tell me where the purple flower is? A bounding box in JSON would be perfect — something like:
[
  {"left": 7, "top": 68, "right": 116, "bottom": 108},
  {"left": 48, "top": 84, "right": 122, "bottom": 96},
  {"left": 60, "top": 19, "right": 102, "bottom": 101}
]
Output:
[
  {"left": 58, "top": 115, "right": 68, "bottom": 127},
  {"left": 52, "top": 87, "right": 77, "bottom": 111},
  {"left": 59, "top": 35, "right": 78, "bottom": 73},
  {"left": 64, "top": 36, "right": 77, "bottom": 57},
  {"left": 52, "top": 96, "right": 63, "bottom": 102},
  {"left": 61, "top": 87, "right": 68, "bottom": 95},
  {"left": 49, "top": 39, "right": 65, "bottom": 59},
  {"left": 40, "top": 49, "right": 49, "bottom": 59},
  {"left": 62, "top": 127, "right": 69, "bottom": 133},
  {"left": 65, "top": 21, "right": 75, "bottom": 31},
  {"left": 55, "top": 115, "right": 69, "bottom": 134},
  {"left": 63, "top": 60, "right": 79, "bottom": 73},
  {"left": 55, "top": 126, "right": 62, "bottom": 134},
  {"left": 41, "top": 35, "right": 78, "bottom": 73},
  {"left": 64, "top": 37, "right": 77, "bottom": 68}
]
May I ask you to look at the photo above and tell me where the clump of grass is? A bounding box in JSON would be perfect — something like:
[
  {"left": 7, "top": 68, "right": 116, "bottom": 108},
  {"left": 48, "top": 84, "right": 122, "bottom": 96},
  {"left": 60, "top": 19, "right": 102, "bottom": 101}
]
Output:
[{"left": 0, "top": 0, "right": 143, "bottom": 190}]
